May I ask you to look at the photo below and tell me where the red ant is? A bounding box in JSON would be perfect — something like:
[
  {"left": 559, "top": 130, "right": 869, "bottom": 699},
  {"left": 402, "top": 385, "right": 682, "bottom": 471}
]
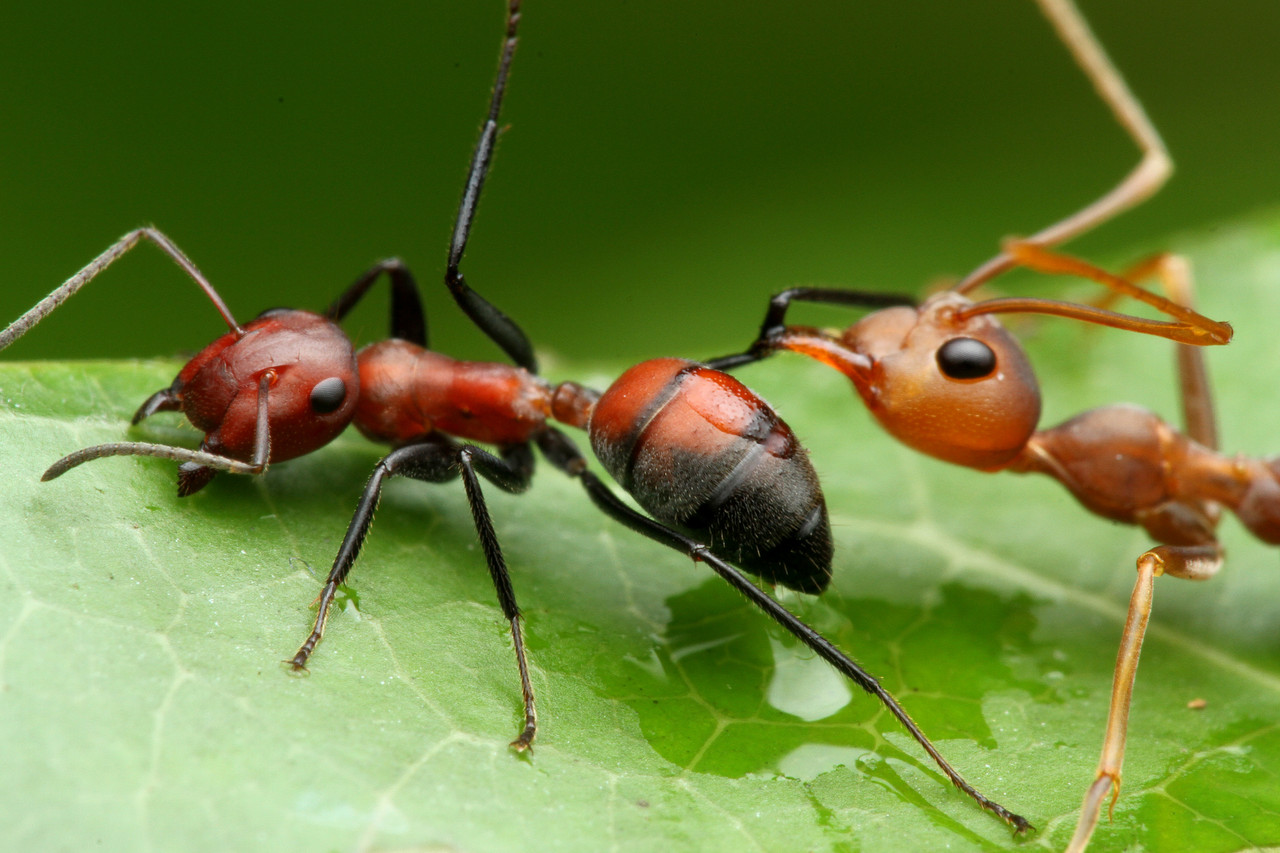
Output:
[
  {"left": 706, "top": 0, "right": 1245, "bottom": 849},
  {"left": 0, "top": 0, "right": 1031, "bottom": 836}
]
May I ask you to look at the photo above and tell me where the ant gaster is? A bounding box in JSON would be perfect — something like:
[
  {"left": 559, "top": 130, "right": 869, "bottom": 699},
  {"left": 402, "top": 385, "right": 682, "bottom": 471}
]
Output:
[
  {"left": 0, "top": 0, "right": 1032, "bottom": 836},
  {"left": 708, "top": 0, "right": 1243, "bottom": 849}
]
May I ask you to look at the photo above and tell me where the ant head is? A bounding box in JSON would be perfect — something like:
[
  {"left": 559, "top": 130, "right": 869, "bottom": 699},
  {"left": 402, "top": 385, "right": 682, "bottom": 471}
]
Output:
[
  {"left": 838, "top": 292, "right": 1041, "bottom": 470},
  {"left": 175, "top": 309, "right": 360, "bottom": 464}
]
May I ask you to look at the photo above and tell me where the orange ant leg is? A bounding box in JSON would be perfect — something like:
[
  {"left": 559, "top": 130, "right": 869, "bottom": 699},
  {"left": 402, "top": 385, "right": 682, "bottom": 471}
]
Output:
[
  {"left": 1053, "top": 253, "right": 1223, "bottom": 851},
  {"left": 1123, "top": 253, "right": 1218, "bottom": 449},
  {"left": 1015, "top": 386, "right": 1234, "bottom": 851},
  {"left": 1066, "top": 543, "right": 1222, "bottom": 853},
  {"left": 957, "top": 0, "right": 1172, "bottom": 293}
]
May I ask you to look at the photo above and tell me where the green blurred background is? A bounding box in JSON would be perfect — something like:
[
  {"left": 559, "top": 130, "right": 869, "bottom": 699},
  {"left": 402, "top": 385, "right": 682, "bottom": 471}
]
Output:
[{"left": 0, "top": 1, "right": 1277, "bottom": 366}]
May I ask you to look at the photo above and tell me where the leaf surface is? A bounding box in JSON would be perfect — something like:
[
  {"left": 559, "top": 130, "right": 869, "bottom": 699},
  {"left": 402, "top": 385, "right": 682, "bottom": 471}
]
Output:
[{"left": 3, "top": 217, "right": 1280, "bottom": 851}]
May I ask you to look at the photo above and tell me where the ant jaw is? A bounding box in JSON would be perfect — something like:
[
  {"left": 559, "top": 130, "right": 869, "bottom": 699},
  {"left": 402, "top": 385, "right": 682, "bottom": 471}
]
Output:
[
  {"left": 178, "top": 462, "right": 216, "bottom": 497},
  {"left": 132, "top": 385, "right": 182, "bottom": 425}
]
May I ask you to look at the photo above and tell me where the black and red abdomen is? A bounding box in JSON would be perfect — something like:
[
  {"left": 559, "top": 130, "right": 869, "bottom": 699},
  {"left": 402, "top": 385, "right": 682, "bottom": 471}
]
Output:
[
  {"left": 588, "top": 358, "right": 832, "bottom": 593},
  {"left": 175, "top": 310, "right": 359, "bottom": 462},
  {"left": 354, "top": 339, "right": 552, "bottom": 446}
]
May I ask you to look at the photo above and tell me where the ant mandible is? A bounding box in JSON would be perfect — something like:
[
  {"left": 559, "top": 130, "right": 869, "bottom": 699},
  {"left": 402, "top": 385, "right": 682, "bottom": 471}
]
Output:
[
  {"left": 0, "top": 0, "right": 1032, "bottom": 836},
  {"left": 707, "top": 0, "right": 1245, "bottom": 849}
]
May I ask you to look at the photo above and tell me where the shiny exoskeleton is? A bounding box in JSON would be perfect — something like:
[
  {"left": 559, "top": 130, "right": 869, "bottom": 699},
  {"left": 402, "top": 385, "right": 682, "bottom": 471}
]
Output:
[
  {"left": 587, "top": 358, "right": 832, "bottom": 593},
  {"left": 0, "top": 0, "right": 1030, "bottom": 837},
  {"left": 348, "top": 341, "right": 833, "bottom": 594},
  {"left": 708, "top": 1, "right": 1249, "bottom": 849},
  {"left": 136, "top": 309, "right": 360, "bottom": 495},
  {"left": 713, "top": 248, "right": 1240, "bottom": 853}
]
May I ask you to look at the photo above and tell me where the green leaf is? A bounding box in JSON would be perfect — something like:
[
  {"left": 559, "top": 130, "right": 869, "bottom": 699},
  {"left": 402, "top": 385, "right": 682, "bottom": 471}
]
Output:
[{"left": 3, "top": 215, "right": 1280, "bottom": 851}]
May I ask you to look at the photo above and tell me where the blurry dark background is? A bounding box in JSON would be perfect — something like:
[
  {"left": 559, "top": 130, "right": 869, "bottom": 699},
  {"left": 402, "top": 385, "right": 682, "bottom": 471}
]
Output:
[{"left": 0, "top": 1, "right": 1276, "bottom": 366}]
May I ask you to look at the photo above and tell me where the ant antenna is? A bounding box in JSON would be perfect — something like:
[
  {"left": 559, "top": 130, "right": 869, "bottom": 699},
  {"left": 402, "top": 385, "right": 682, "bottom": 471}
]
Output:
[
  {"left": 0, "top": 227, "right": 243, "bottom": 351},
  {"left": 957, "top": 242, "right": 1232, "bottom": 346}
]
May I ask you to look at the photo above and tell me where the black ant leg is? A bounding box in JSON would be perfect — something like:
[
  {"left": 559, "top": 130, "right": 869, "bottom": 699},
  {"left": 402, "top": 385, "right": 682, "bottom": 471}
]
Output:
[
  {"left": 325, "top": 259, "right": 427, "bottom": 347},
  {"left": 705, "top": 288, "right": 915, "bottom": 371},
  {"left": 534, "top": 426, "right": 1031, "bottom": 833},
  {"left": 443, "top": 0, "right": 536, "bottom": 373},
  {"left": 288, "top": 431, "right": 540, "bottom": 749}
]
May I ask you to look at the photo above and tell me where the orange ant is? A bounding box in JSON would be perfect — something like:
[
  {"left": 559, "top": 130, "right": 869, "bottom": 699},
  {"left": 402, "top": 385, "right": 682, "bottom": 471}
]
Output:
[
  {"left": 0, "top": 0, "right": 1032, "bottom": 836},
  {"left": 707, "top": 0, "right": 1243, "bottom": 849}
]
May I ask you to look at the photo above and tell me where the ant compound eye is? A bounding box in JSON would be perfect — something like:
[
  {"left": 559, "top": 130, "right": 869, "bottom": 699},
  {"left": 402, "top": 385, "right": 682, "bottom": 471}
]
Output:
[
  {"left": 309, "top": 377, "right": 348, "bottom": 414},
  {"left": 936, "top": 337, "right": 997, "bottom": 380}
]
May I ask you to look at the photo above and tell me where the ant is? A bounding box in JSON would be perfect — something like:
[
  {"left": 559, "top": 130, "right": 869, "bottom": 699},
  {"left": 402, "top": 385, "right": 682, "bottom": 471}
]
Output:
[
  {"left": 707, "top": 0, "right": 1248, "bottom": 849},
  {"left": 0, "top": 0, "right": 1032, "bottom": 838}
]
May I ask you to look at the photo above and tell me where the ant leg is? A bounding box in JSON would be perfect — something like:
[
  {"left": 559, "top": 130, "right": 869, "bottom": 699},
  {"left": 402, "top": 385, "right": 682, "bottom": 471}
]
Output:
[
  {"left": 41, "top": 372, "right": 276, "bottom": 495},
  {"left": 288, "top": 433, "right": 541, "bottom": 749},
  {"left": 325, "top": 259, "right": 427, "bottom": 347},
  {"left": 1067, "top": 542, "right": 1222, "bottom": 853},
  {"left": 534, "top": 428, "right": 1030, "bottom": 832},
  {"left": 0, "top": 227, "right": 241, "bottom": 351},
  {"left": 704, "top": 288, "right": 914, "bottom": 371},
  {"left": 443, "top": 0, "right": 536, "bottom": 373},
  {"left": 957, "top": 0, "right": 1171, "bottom": 293},
  {"left": 1119, "top": 254, "right": 1218, "bottom": 449}
]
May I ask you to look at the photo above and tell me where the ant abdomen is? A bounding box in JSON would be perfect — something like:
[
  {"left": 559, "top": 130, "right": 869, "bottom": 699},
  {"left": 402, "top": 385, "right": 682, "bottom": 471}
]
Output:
[{"left": 588, "top": 358, "right": 833, "bottom": 594}]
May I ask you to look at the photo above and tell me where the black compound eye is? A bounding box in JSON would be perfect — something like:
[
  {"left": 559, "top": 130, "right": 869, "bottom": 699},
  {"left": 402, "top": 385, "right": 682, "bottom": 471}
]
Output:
[
  {"left": 309, "top": 377, "right": 348, "bottom": 414},
  {"left": 936, "top": 337, "right": 996, "bottom": 380}
]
